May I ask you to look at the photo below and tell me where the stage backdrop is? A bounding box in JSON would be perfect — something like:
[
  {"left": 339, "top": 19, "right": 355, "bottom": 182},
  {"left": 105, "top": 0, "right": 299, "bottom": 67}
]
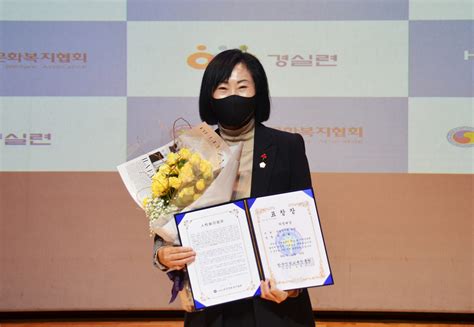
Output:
[{"left": 0, "top": 0, "right": 472, "bottom": 313}]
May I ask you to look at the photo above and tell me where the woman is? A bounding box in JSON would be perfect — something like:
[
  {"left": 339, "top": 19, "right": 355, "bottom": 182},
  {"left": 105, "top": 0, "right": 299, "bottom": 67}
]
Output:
[{"left": 154, "top": 49, "right": 315, "bottom": 327}]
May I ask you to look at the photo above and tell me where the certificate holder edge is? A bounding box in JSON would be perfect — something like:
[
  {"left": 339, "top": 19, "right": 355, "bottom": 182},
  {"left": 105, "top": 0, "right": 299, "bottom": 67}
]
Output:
[
  {"left": 173, "top": 211, "right": 206, "bottom": 311},
  {"left": 305, "top": 187, "right": 335, "bottom": 287},
  {"left": 244, "top": 198, "right": 265, "bottom": 288}
]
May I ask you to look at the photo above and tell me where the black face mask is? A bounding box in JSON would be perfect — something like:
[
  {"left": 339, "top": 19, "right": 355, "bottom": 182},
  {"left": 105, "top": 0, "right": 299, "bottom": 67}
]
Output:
[{"left": 211, "top": 95, "right": 256, "bottom": 129}]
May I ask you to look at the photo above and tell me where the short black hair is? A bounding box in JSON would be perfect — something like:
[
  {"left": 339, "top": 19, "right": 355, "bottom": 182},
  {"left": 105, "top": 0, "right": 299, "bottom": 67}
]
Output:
[{"left": 199, "top": 49, "right": 271, "bottom": 125}]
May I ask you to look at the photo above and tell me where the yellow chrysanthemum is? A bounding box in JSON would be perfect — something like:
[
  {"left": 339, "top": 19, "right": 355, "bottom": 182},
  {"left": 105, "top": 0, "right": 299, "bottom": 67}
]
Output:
[
  {"left": 142, "top": 197, "right": 149, "bottom": 207},
  {"left": 151, "top": 176, "right": 169, "bottom": 196},
  {"left": 169, "top": 165, "right": 179, "bottom": 175},
  {"left": 195, "top": 178, "right": 206, "bottom": 192},
  {"left": 178, "top": 148, "right": 192, "bottom": 160},
  {"left": 183, "top": 186, "right": 195, "bottom": 196},
  {"left": 179, "top": 162, "right": 195, "bottom": 184},
  {"left": 193, "top": 193, "right": 202, "bottom": 201},
  {"left": 152, "top": 171, "right": 166, "bottom": 181},
  {"left": 200, "top": 160, "right": 213, "bottom": 180},
  {"left": 176, "top": 186, "right": 195, "bottom": 206},
  {"left": 166, "top": 152, "right": 179, "bottom": 165},
  {"left": 189, "top": 153, "right": 201, "bottom": 167},
  {"left": 158, "top": 163, "right": 171, "bottom": 175},
  {"left": 169, "top": 176, "right": 182, "bottom": 189},
  {"left": 199, "top": 159, "right": 210, "bottom": 172}
]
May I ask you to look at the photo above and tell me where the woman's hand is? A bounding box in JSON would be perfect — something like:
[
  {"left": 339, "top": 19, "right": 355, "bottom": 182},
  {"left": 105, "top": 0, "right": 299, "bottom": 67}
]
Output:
[
  {"left": 260, "top": 278, "right": 298, "bottom": 303},
  {"left": 157, "top": 246, "right": 196, "bottom": 270}
]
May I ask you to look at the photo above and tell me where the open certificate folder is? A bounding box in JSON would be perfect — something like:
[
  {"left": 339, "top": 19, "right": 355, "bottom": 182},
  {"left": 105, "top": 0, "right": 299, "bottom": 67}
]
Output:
[{"left": 174, "top": 188, "right": 333, "bottom": 310}]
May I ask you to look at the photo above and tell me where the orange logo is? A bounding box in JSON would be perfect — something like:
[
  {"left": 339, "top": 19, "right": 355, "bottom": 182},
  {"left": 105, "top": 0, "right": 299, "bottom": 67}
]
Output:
[
  {"left": 187, "top": 45, "right": 249, "bottom": 69},
  {"left": 187, "top": 45, "right": 214, "bottom": 69}
]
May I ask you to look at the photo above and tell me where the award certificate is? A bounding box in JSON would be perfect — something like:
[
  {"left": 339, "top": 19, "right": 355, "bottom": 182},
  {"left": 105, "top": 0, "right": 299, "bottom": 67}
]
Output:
[{"left": 174, "top": 188, "right": 333, "bottom": 310}]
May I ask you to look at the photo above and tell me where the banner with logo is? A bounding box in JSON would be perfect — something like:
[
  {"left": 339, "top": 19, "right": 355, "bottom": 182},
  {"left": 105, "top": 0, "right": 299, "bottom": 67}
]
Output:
[{"left": 0, "top": 1, "right": 472, "bottom": 173}]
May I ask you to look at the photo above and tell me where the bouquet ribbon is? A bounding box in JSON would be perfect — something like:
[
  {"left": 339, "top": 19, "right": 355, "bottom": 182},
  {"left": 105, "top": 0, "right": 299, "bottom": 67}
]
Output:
[{"left": 166, "top": 270, "right": 186, "bottom": 303}]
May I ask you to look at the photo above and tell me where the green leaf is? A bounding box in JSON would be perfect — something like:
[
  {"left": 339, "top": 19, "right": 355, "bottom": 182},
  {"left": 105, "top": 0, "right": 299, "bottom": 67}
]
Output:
[{"left": 177, "top": 159, "right": 187, "bottom": 169}]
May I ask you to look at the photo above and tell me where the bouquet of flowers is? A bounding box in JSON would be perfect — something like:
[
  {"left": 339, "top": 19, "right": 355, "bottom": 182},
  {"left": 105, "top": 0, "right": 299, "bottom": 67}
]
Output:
[
  {"left": 142, "top": 147, "right": 214, "bottom": 233},
  {"left": 118, "top": 121, "right": 243, "bottom": 243}
]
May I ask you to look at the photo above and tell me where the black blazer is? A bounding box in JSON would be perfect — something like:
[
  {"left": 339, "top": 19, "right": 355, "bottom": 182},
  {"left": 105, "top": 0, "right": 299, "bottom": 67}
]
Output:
[
  {"left": 185, "top": 123, "right": 315, "bottom": 327},
  {"left": 250, "top": 122, "right": 312, "bottom": 198}
]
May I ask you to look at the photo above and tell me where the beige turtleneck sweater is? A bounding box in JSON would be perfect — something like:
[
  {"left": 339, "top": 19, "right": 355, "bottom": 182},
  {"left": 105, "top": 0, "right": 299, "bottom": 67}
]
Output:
[{"left": 219, "top": 119, "right": 255, "bottom": 200}]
